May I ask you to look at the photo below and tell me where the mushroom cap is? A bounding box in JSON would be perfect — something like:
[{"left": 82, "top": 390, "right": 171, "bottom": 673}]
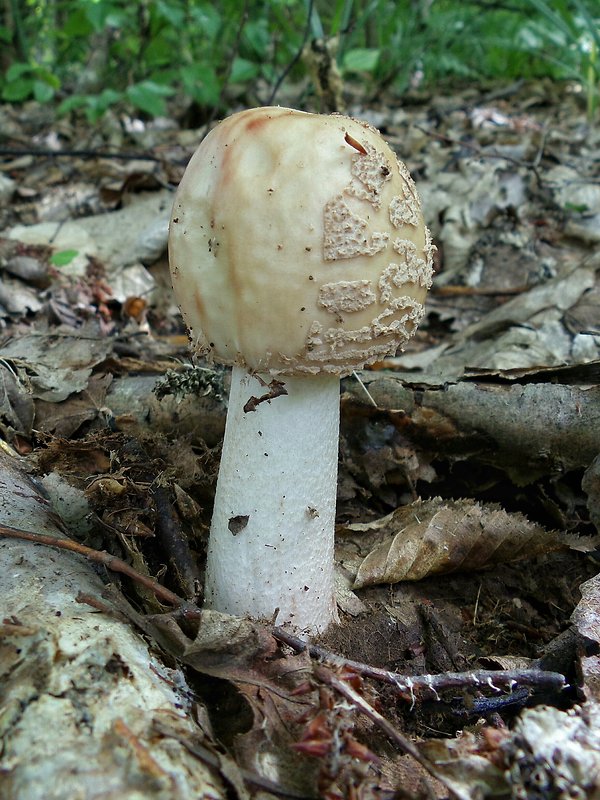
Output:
[{"left": 169, "top": 106, "right": 433, "bottom": 376}]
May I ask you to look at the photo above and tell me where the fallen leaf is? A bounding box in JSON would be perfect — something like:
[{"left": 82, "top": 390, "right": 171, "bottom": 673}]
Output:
[
  {"left": 0, "top": 362, "right": 35, "bottom": 439},
  {"left": 419, "top": 730, "right": 507, "bottom": 800},
  {"left": 35, "top": 372, "right": 113, "bottom": 436},
  {"left": 0, "top": 329, "right": 113, "bottom": 402},
  {"left": 571, "top": 574, "right": 600, "bottom": 702},
  {"left": 339, "top": 497, "right": 597, "bottom": 588}
]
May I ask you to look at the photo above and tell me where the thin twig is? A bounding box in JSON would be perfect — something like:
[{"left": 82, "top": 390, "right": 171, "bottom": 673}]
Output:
[
  {"left": 273, "top": 627, "right": 566, "bottom": 701},
  {"left": 0, "top": 523, "right": 183, "bottom": 607},
  {"left": 313, "top": 664, "right": 451, "bottom": 793},
  {"left": 412, "top": 124, "right": 543, "bottom": 183},
  {"left": 266, "top": 0, "right": 315, "bottom": 106},
  {"left": 0, "top": 147, "right": 162, "bottom": 161},
  {"left": 352, "top": 370, "right": 378, "bottom": 407}
]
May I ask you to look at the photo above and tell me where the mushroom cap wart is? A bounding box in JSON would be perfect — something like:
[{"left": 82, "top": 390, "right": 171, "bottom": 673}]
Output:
[{"left": 169, "top": 106, "right": 433, "bottom": 376}]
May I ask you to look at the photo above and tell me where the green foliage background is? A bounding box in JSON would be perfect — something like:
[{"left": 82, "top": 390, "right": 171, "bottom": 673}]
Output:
[{"left": 2, "top": 0, "right": 599, "bottom": 121}]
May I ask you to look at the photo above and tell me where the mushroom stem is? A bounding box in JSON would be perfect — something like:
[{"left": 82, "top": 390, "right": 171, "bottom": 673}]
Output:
[{"left": 204, "top": 366, "right": 340, "bottom": 635}]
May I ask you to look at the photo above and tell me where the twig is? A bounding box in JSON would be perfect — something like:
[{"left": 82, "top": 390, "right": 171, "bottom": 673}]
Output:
[
  {"left": 412, "top": 124, "right": 542, "bottom": 183},
  {"left": 0, "top": 523, "right": 183, "bottom": 607},
  {"left": 273, "top": 628, "right": 566, "bottom": 701},
  {"left": 152, "top": 484, "right": 200, "bottom": 599},
  {"left": 266, "top": 0, "right": 315, "bottom": 106},
  {"left": 352, "top": 370, "right": 378, "bottom": 407},
  {"left": 0, "top": 147, "right": 162, "bottom": 161},
  {"left": 313, "top": 664, "right": 450, "bottom": 793},
  {"left": 113, "top": 718, "right": 170, "bottom": 781}
]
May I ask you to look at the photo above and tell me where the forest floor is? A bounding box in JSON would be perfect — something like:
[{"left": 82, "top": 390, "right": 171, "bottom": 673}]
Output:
[{"left": 1, "top": 81, "right": 600, "bottom": 799}]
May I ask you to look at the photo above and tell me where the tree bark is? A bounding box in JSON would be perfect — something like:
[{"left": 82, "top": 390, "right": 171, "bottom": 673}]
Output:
[
  {"left": 0, "top": 453, "right": 226, "bottom": 800},
  {"left": 341, "top": 373, "right": 600, "bottom": 484}
]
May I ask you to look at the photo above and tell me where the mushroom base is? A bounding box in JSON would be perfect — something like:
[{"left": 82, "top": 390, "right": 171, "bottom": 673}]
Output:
[{"left": 204, "top": 366, "right": 340, "bottom": 636}]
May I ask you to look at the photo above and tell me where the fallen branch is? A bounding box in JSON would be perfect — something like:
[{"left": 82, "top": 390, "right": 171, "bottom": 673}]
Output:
[
  {"left": 273, "top": 627, "right": 566, "bottom": 703},
  {"left": 0, "top": 522, "right": 567, "bottom": 704}
]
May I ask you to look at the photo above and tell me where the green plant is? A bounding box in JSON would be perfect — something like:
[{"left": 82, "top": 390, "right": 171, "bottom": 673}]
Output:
[
  {"left": 50, "top": 249, "right": 79, "bottom": 267},
  {"left": 1, "top": 0, "right": 599, "bottom": 121},
  {"left": 518, "top": 0, "right": 600, "bottom": 120},
  {"left": 2, "top": 62, "right": 59, "bottom": 102}
]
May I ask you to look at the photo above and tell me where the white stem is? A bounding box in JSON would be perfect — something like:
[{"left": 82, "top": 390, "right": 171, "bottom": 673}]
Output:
[{"left": 204, "top": 366, "right": 340, "bottom": 635}]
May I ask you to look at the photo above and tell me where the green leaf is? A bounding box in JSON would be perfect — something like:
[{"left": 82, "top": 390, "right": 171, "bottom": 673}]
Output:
[
  {"left": 33, "top": 80, "right": 55, "bottom": 103},
  {"left": 5, "top": 62, "right": 33, "bottom": 81},
  {"left": 58, "top": 89, "right": 122, "bottom": 121},
  {"left": 50, "top": 250, "right": 79, "bottom": 268},
  {"left": 189, "top": 4, "right": 221, "bottom": 40},
  {"left": 2, "top": 77, "right": 34, "bottom": 102},
  {"left": 564, "top": 201, "right": 589, "bottom": 213},
  {"left": 343, "top": 47, "right": 380, "bottom": 73},
  {"left": 230, "top": 57, "right": 260, "bottom": 84},
  {"left": 57, "top": 95, "right": 89, "bottom": 114},
  {"left": 62, "top": 8, "right": 93, "bottom": 37},
  {"left": 34, "top": 67, "right": 61, "bottom": 89},
  {"left": 84, "top": 2, "right": 111, "bottom": 32},
  {"left": 243, "top": 19, "right": 270, "bottom": 58},
  {"left": 180, "top": 63, "right": 221, "bottom": 106},
  {"left": 155, "top": 0, "right": 186, "bottom": 27},
  {"left": 572, "top": 0, "right": 600, "bottom": 52},
  {"left": 144, "top": 35, "right": 173, "bottom": 67},
  {"left": 126, "top": 80, "right": 174, "bottom": 117},
  {"left": 522, "top": 0, "right": 575, "bottom": 41}
]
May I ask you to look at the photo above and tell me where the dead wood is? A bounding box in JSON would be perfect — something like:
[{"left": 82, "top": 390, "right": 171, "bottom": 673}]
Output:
[
  {"left": 342, "top": 373, "right": 600, "bottom": 484},
  {"left": 0, "top": 452, "right": 227, "bottom": 800}
]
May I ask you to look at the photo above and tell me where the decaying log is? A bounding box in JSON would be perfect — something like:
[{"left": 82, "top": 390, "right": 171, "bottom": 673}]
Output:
[
  {"left": 0, "top": 453, "right": 226, "bottom": 800},
  {"left": 106, "top": 373, "right": 226, "bottom": 447},
  {"left": 106, "top": 369, "right": 600, "bottom": 487},
  {"left": 341, "top": 373, "right": 600, "bottom": 484}
]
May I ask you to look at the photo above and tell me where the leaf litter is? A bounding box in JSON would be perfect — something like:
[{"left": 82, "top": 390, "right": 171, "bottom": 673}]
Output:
[
  {"left": 1, "top": 81, "right": 600, "bottom": 798},
  {"left": 338, "top": 498, "right": 599, "bottom": 588}
]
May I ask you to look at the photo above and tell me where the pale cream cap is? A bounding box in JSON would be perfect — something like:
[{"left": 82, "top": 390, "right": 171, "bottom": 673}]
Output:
[{"left": 169, "top": 106, "right": 433, "bottom": 376}]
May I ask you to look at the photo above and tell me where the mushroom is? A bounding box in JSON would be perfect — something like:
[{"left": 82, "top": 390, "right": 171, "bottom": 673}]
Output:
[{"left": 168, "top": 106, "right": 433, "bottom": 636}]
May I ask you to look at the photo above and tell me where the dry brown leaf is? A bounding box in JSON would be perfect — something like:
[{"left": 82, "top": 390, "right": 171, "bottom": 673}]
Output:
[
  {"left": 340, "top": 497, "right": 596, "bottom": 588},
  {"left": 571, "top": 574, "right": 600, "bottom": 702},
  {"left": 35, "top": 372, "right": 113, "bottom": 436}
]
